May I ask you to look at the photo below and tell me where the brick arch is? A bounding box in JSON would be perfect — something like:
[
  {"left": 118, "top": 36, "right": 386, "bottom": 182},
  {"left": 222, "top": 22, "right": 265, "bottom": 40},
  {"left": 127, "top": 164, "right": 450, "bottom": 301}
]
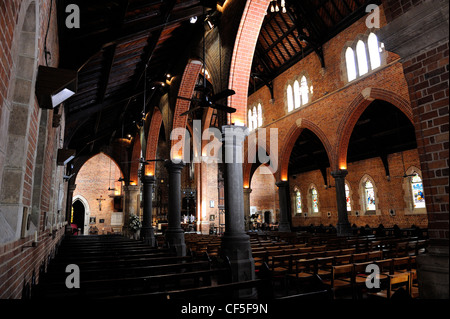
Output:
[
  {"left": 336, "top": 87, "right": 414, "bottom": 170},
  {"left": 145, "top": 108, "right": 162, "bottom": 176},
  {"left": 130, "top": 134, "right": 141, "bottom": 185},
  {"left": 171, "top": 59, "right": 203, "bottom": 159},
  {"left": 228, "top": 0, "right": 271, "bottom": 125},
  {"left": 279, "top": 119, "right": 335, "bottom": 182},
  {"left": 243, "top": 138, "right": 278, "bottom": 189}
]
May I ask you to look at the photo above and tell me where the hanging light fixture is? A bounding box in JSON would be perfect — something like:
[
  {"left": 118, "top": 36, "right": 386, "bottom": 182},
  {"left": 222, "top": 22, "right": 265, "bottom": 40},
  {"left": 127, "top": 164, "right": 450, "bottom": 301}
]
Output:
[{"left": 269, "top": 0, "right": 286, "bottom": 14}]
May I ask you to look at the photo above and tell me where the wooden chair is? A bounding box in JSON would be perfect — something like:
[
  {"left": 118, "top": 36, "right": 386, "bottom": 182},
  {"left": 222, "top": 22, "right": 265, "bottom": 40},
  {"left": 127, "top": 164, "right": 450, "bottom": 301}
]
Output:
[
  {"left": 286, "top": 259, "right": 316, "bottom": 293},
  {"left": 322, "top": 264, "right": 354, "bottom": 299},
  {"left": 367, "top": 250, "right": 383, "bottom": 261},
  {"left": 392, "top": 257, "right": 411, "bottom": 275},
  {"left": 351, "top": 252, "right": 369, "bottom": 263},
  {"left": 333, "top": 254, "right": 352, "bottom": 266},
  {"left": 368, "top": 273, "right": 411, "bottom": 299},
  {"left": 315, "top": 257, "right": 334, "bottom": 279}
]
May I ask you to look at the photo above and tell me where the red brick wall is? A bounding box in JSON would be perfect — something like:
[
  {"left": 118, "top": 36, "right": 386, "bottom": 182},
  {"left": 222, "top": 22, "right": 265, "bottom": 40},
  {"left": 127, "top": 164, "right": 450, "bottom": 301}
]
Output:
[
  {"left": 245, "top": 6, "right": 428, "bottom": 229},
  {"left": 289, "top": 149, "right": 428, "bottom": 229},
  {"left": 383, "top": 0, "right": 425, "bottom": 21},
  {"left": 249, "top": 166, "right": 279, "bottom": 221},
  {"left": 72, "top": 153, "right": 123, "bottom": 234}
]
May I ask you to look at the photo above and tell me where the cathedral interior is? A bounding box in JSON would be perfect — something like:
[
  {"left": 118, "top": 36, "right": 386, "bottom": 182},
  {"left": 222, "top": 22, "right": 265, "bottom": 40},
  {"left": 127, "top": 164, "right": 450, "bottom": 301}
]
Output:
[{"left": 0, "top": 0, "right": 448, "bottom": 307}]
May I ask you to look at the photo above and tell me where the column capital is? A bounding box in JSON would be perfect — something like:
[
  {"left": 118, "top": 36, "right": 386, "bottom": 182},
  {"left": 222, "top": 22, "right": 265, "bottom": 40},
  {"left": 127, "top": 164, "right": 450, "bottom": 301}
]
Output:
[
  {"left": 276, "top": 180, "right": 289, "bottom": 188},
  {"left": 221, "top": 125, "right": 249, "bottom": 144},
  {"left": 141, "top": 174, "right": 156, "bottom": 184},
  {"left": 165, "top": 159, "right": 185, "bottom": 171},
  {"left": 68, "top": 184, "right": 77, "bottom": 192},
  {"left": 243, "top": 188, "right": 253, "bottom": 194},
  {"left": 331, "top": 170, "right": 348, "bottom": 179}
]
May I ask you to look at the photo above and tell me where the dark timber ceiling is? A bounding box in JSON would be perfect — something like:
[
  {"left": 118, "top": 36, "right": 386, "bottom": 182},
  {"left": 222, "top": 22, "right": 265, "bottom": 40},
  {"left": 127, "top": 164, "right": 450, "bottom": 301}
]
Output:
[{"left": 57, "top": 0, "right": 382, "bottom": 160}]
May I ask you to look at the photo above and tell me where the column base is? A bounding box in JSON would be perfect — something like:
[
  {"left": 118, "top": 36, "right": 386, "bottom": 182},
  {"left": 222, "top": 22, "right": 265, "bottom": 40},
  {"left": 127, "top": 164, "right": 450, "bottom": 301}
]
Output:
[
  {"left": 165, "top": 228, "right": 186, "bottom": 256},
  {"left": 336, "top": 222, "right": 352, "bottom": 237},
  {"left": 140, "top": 226, "right": 156, "bottom": 247},
  {"left": 417, "top": 244, "right": 449, "bottom": 299},
  {"left": 221, "top": 233, "right": 255, "bottom": 298},
  {"left": 278, "top": 222, "right": 291, "bottom": 233}
]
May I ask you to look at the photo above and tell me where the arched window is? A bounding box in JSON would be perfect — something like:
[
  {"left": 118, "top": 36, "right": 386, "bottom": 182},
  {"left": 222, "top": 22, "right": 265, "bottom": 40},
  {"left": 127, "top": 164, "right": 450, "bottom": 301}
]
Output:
[
  {"left": 248, "top": 109, "right": 253, "bottom": 131},
  {"left": 293, "top": 80, "right": 301, "bottom": 109},
  {"left": 364, "top": 180, "right": 376, "bottom": 211},
  {"left": 345, "top": 183, "right": 352, "bottom": 212},
  {"left": 410, "top": 173, "right": 426, "bottom": 209},
  {"left": 356, "top": 40, "right": 369, "bottom": 76},
  {"left": 300, "top": 76, "right": 309, "bottom": 105},
  {"left": 252, "top": 106, "right": 258, "bottom": 130},
  {"left": 287, "top": 84, "right": 294, "bottom": 112},
  {"left": 295, "top": 189, "right": 302, "bottom": 214},
  {"left": 257, "top": 103, "right": 263, "bottom": 127},
  {"left": 311, "top": 187, "right": 319, "bottom": 213},
  {"left": 346, "top": 47, "right": 357, "bottom": 82},
  {"left": 368, "top": 32, "right": 381, "bottom": 70}
]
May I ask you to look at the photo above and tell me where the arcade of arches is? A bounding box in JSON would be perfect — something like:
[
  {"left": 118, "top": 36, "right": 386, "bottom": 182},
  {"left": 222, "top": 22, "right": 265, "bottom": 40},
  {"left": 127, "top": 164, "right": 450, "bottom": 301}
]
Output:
[{"left": 0, "top": 0, "right": 448, "bottom": 301}]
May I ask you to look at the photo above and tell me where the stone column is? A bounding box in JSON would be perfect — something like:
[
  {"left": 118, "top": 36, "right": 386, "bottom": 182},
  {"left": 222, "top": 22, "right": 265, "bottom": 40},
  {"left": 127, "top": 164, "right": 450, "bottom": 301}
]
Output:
[
  {"left": 141, "top": 174, "right": 156, "bottom": 246},
  {"left": 220, "top": 125, "right": 255, "bottom": 296},
  {"left": 64, "top": 183, "right": 76, "bottom": 235},
  {"left": 331, "top": 170, "right": 352, "bottom": 236},
  {"left": 276, "top": 181, "right": 291, "bottom": 232},
  {"left": 123, "top": 184, "right": 141, "bottom": 232},
  {"left": 164, "top": 160, "right": 186, "bottom": 256},
  {"left": 243, "top": 188, "right": 252, "bottom": 231}
]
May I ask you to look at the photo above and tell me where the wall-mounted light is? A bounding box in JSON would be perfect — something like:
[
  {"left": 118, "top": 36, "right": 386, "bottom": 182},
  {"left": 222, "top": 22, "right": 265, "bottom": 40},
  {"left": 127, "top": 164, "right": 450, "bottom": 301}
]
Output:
[
  {"left": 190, "top": 16, "right": 198, "bottom": 24},
  {"left": 35, "top": 66, "right": 78, "bottom": 109},
  {"left": 57, "top": 149, "right": 76, "bottom": 166}
]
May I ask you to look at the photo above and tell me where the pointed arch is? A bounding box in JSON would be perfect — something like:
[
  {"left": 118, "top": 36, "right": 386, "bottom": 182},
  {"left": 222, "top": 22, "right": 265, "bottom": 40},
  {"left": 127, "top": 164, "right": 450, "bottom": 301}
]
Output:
[
  {"left": 336, "top": 88, "right": 413, "bottom": 170},
  {"left": 145, "top": 108, "right": 163, "bottom": 176},
  {"left": 279, "top": 119, "right": 335, "bottom": 182}
]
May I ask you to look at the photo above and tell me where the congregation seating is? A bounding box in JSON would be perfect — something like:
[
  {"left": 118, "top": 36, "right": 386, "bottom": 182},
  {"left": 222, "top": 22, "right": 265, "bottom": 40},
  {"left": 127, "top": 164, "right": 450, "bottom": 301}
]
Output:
[
  {"left": 33, "top": 234, "right": 271, "bottom": 300},
  {"left": 33, "top": 226, "right": 427, "bottom": 301}
]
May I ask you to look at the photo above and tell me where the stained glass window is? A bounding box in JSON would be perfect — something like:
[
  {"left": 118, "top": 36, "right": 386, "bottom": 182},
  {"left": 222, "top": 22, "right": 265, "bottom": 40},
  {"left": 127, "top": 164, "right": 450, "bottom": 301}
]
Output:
[
  {"left": 364, "top": 180, "right": 376, "bottom": 211},
  {"left": 411, "top": 174, "right": 426, "bottom": 209},
  {"left": 295, "top": 190, "right": 302, "bottom": 214},
  {"left": 311, "top": 187, "right": 319, "bottom": 213},
  {"left": 345, "top": 183, "right": 352, "bottom": 212}
]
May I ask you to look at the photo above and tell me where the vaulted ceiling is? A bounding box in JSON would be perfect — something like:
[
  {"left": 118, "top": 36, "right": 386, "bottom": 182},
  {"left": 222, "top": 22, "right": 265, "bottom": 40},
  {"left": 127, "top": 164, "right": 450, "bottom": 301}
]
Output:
[{"left": 58, "top": 0, "right": 381, "bottom": 161}]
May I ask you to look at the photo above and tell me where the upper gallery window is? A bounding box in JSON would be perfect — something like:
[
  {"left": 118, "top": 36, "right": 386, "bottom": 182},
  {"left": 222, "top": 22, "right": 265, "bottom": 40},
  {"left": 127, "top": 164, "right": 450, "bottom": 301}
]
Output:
[
  {"left": 287, "top": 76, "right": 312, "bottom": 112},
  {"left": 345, "top": 33, "right": 384, "bottom": 82},
  {"left": 248, "top": 103, "right": 263, "bottom": 131}
]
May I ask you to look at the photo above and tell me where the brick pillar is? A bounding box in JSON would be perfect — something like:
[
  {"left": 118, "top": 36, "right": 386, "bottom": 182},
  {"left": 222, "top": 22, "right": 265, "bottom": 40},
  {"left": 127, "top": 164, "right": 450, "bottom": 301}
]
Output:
[{"left": 379, "top": 0, "right": 449, "bottom": 299}]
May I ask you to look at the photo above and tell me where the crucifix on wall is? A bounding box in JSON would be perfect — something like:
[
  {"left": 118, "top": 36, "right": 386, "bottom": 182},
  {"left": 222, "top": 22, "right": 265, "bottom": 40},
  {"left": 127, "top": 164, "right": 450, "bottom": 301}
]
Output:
[{"left": 96, "top": 195, "right": 106, "bottom": 211}]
